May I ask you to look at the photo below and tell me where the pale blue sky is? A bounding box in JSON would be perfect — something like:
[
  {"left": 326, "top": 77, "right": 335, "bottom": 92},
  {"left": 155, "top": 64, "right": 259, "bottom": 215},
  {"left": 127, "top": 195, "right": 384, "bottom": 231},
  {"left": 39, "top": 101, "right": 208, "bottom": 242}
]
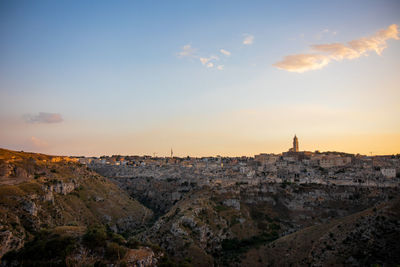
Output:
[{"left": 1, "top": 0, "right": 399, "bottom": 156}]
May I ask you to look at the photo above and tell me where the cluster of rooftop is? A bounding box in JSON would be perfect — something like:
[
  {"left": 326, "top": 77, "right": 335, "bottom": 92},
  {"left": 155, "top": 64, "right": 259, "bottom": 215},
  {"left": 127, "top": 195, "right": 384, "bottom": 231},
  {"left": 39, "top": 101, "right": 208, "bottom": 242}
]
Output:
[{"left": 77, "top": 136, "right": 399, "bottom": 188}]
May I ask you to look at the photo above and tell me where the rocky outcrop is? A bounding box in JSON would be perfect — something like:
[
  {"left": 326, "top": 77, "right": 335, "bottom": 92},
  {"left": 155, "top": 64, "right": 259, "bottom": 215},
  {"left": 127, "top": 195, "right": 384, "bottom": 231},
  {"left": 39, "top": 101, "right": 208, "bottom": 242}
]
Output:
[
  {"left": 22, "top": 200, "right": 37, "bottom": 216},
  {"left": 0, "top": 230, "right": 25, "bottom": 259},
  {"left": 125, "top": 179, "right": 398, "bottom": 265},
  {"left": 42, "top": 191, "right": 54, "bottom": 203},
  {"left": 223, "top": 199, "right": 240, "bottom": 210},
  {"left": 125, "top": 247, "right": 161, "bottom": 267},
  {"left": 0, "top": 149, "right": 153, "bottom": 259},
  {"left": 240, "top": 198, "right": 400, "bottom": 267},
  {"left": 110, "top": 177, "right": 194, "bottom": 216},
  {"left": 44, "top": 181, "right": 78, "bottom": 195}
]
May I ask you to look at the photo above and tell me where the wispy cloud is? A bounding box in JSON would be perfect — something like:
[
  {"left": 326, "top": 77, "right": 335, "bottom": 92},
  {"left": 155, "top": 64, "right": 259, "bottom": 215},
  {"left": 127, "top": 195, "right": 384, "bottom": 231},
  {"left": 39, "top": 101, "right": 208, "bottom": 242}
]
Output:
[
  {"left": 315, "top": 28, "right": 337, "bottom": 40},
  {"left": 23, "top": 112, "right": 63, "bottom": 123},
  {"left": 200, "top": 55, "right": 219, "bottom": 68},
  {"left": 177, "top": 44, "right": 196, "bottom": 57},
  {"left": 274, "top": 24, "right": 399, "bottom": 73},
  {"left": 220, "top": 49, "right": 231, "bottom": 56},
  {"left": 199, "top": 57, "right": 209, "bottom": 65},
  {"left": 178, "top": 44, "right": 230, "bottom": 69},
  {"left": 243, "top": 34, "right": 254, "bottom": 45}
]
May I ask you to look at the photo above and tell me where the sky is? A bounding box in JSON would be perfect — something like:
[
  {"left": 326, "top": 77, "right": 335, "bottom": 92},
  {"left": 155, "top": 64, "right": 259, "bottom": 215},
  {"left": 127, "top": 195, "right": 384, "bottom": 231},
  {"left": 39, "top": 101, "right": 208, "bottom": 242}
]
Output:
[{"left": 0, "top": 0, "right": 399, "bottom": 157}]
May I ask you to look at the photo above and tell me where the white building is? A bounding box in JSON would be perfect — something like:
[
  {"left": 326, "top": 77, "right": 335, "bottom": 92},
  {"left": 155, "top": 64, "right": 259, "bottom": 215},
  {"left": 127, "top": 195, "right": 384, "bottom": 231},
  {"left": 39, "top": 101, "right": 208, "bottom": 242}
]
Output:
[{"left": 381, "top": 168, "right": 396, "bottom": 178}]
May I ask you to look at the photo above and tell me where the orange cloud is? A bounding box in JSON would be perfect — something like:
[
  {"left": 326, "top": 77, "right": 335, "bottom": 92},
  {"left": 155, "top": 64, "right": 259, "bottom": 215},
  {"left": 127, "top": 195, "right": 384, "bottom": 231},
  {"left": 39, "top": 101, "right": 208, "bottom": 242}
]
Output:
[
  {"left": 274, "top": 24, "right": 399, "bottom": 73},
  {"left": 272, "top": 54, "right": 330, "bottom": 73},
  {"left": 311, "top": 43, "right": 360, "bottom": 60}
]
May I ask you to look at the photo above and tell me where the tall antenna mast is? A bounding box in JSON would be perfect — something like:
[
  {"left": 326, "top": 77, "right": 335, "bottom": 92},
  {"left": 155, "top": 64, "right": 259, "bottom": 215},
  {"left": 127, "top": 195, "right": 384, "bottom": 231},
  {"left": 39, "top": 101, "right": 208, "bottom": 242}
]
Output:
[{"left": 170, "top": 148, "right": 173, "bottom": 158}]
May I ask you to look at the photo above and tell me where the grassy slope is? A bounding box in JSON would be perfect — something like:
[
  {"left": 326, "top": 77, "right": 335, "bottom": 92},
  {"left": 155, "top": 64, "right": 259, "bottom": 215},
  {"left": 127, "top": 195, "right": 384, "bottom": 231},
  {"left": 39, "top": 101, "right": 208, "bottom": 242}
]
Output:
[
  {"left": 241, "top": 197, "right": 400, "bottom": 266},
  {"left": 0, "top": 148, "right": 153, "bottom": 258}
]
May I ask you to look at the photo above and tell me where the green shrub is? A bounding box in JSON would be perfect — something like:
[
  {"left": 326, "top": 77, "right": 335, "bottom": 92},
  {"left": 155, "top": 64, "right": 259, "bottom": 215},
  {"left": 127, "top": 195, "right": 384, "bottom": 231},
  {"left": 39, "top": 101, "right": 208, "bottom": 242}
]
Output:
[
  {"left": 110, "top": 233, "right": 126, "bottom": 245},
  {"left": 215, "top": 205, "right": 228, "bottom": 212},
  {"left": 146, "top": 243, "right": 163, "bottom": 254},
  {"left": 269, "top": 223, "right": 281, "bottom": 230},
  {"left": 83, "top": 224, "right": 107, "bottom": 249},
  {"left": 2, "top": 230, "right": 77, "bottom": 264},
  {"left": 105, "top": 242, "right": 127, "bottom": 261},
  {"left": 222, "top": 231, "right": 279, "bottom": 256},
  {"left": 158, "top": 255, "right": 178, "bottom": 267},
  {"left": 127, "top": 237, "right": 140, "bottom": 249}
]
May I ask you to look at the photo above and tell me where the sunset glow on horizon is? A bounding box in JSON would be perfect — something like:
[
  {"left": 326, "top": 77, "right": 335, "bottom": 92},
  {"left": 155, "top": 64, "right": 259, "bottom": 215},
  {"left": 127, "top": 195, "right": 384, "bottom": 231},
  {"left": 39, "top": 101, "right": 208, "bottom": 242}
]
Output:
[{"left": 1, "top": 1, "right": 399, "bottom": 157}]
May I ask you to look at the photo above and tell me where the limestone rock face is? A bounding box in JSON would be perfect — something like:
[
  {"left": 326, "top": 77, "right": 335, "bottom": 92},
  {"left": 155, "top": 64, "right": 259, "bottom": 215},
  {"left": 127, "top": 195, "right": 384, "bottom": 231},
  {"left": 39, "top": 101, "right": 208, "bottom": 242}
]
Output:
[
  {"left": 0, "top": 230, "right": 25, "bottom": 258},
  {"left": 125, "top": 247, "right": 160, "bottom": 267},
  {"left": 14, "top": 167, "right": 30, "bottom": 179},
  {"left": 111, "top": 174, "right": 398, "bottom": 266},
  {"left": 109, "top": 177, "right": 192, "bottom": 216},
  {"left": 22, "top": 200, "right": 38, "bottom": 216},
  {"left": 0, "top": 163, "right": 13, "bottom": 177},
  {"left": 0, "top": 149, "right": 153, "bottom": 260},
  {"left": 223, "top": 199, "right": 240, "bottom": 210},
  {"left": 116, "top": 216, "right": 141, "bottom": 232},
  {"left": 44, "top": 181, "right": 77, "bottom": 195},
  {"left": 42, "top": 191, "right": 54, "bottom": 203},
  {"left": 171, "top": 191, "right": 181, "bottom": 201}
]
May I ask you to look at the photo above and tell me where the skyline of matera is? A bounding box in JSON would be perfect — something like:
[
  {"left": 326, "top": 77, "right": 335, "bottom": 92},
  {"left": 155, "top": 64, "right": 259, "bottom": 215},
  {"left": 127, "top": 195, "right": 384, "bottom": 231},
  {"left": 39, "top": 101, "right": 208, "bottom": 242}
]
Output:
[
  {"left": 1, "top": 134, "right": 398, "bottom": 158},
  {"left": 0, "top": 1, "right": 399, "bottom": 157}
]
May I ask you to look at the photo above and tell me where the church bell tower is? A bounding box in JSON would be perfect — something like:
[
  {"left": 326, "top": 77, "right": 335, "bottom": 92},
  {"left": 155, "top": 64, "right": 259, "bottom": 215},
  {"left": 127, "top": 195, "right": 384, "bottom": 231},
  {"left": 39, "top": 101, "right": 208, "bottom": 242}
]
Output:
[{"left": 293, "top": 135, "right": 299, "bottom": 152}]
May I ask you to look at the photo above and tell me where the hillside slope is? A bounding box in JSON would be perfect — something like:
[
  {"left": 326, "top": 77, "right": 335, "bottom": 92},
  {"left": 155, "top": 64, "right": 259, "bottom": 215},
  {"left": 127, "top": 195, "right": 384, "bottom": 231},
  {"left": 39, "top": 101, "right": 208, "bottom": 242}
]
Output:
[
  {"left": 241, "top": 197, "right": 400, "bottom": 266},
  {"left": 110, "top": 175, "right": 397, "bottom": 266},
  {"left": 0, "top": 149, "right": 153, "bottom": 259}
]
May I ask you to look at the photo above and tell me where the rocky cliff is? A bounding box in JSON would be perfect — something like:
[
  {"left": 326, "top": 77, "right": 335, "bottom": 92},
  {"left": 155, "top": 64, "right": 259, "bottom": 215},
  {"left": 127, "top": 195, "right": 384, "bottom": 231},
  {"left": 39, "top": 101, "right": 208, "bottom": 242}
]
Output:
[
  {"left": 0, "top": 149, "right": 155, "bottom": 265},
  {"left": 106, "top": 174, "right": 399, "bottom": 266},
  {"left": 241, "top": 197, "right": 400, "bottom": 266}
]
